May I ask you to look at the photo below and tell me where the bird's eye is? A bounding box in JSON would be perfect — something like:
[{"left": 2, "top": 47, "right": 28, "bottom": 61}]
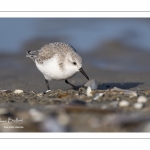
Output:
[{"left": 73, "top": 62, "right": 76, "bottom": 65}]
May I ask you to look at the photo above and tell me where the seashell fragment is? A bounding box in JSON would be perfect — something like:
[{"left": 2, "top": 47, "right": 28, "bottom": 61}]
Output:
[
  {"left": 86, "top": 86, "right": 93, "bottom": 97},
  {"left": 93, "top": 93, "right": 104, "bottom": 100},
  {"left": 119, "top": 100, "right": 129, "bottom": 107},
  {"left": 14, "top": 89, "right": 23, "bottom": 94},
  {"left": 0, "top": 90, "right": 12, "bottom": 93},
  {"left": 133, "top": 103, "right": 143, "bottom": 109}
]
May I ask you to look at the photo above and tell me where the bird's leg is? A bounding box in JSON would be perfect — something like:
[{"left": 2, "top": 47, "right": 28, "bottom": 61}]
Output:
[
  {"left": 65, "top": 79, "right": 77, "bottom": 89},
  {"left": 45, "top": 79, "right": 50, "bottom": 90}
]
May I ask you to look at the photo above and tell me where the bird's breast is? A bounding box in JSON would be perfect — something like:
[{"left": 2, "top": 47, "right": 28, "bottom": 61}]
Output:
[{"left": 35, "top": 57, "right": 78, "bottom": 80}]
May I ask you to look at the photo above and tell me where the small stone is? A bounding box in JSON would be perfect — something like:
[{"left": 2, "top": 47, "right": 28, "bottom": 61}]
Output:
[
  {"left": 133, "top": 103, "right": 143, "bottom": 109},
  {"left": 14, "top": 89, "right": 23, "bottom": 94},
  {"left": 84, "top": 79, "right": 99, "bottom": 90},
  {"left": 93, "top": 93, "right": 104, "bottom": 100},
  {"left": 137, "top": 96, "right": 147, "bottom": 103},
  {"left": 86, "top": 86, "right": 93, "bottom": 97},
  {"left": 119, "top": 100, "right": 129, "bottom": 107}
]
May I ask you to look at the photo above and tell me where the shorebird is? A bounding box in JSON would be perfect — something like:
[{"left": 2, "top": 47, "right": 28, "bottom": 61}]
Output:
[{"left": 26, "top": 42, "right": 89, "bottom": 90}]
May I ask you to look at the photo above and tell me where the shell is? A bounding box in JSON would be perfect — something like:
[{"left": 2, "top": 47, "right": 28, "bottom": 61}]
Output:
[
  {"left": 93, "top": 93, "right": 104, "bottom": 100},
  {"left": 119, "top": 100, "right": 129, "bottom": 107},
  {"left": 86, "top": 86, "right": 93, "bottom": 97},
  {"left": 137, "top": 96, "right": 147, "bottom": 103},
  {"left": 133, "top": 103, "right": 143, "bottom": 109},
  {"left": 14, "top": 89, "right": 23, "bottom": 94}
]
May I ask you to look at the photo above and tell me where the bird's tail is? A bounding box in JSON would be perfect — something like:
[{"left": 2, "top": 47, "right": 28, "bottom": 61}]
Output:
[{"left": 26, "top": 50, "right": 37, "bottom": 60}]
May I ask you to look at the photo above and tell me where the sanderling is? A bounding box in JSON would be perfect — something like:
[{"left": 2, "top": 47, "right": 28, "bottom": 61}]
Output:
[{"left": 26, "top": 42, "right": 89, "bottom": 90}]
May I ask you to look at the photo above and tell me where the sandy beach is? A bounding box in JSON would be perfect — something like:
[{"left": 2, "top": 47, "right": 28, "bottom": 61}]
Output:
[{"left": 1, "top": 42, "right": 150, "bottom": 132}]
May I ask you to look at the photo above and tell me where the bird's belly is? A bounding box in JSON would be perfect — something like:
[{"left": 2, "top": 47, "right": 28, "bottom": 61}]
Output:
[{"left": 35, "top": 58, "right": 77, "bottom": 80}]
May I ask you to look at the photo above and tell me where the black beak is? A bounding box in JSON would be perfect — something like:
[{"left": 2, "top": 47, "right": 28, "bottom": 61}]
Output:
[{"left": 79, "top": 68, "right": 89, "bottom": 80}]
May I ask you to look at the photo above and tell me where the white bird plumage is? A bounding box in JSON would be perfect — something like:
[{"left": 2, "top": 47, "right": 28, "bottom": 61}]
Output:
[{"left": 26, "top": 42, "right": 89, "bottom": 90}]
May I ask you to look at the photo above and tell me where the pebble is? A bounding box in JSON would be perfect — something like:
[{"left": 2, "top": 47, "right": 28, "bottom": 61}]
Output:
[
  {"left": 86, "top": 86, "right": 93, "bottom": 97},
  {"left": 84, "top": 79, "right": 99, "bottom": 90},
  {"left": 133, "top": 103, "right": 143, "bottom": 109},
  {"left": 14, "top": 89, "right": 23, "bottom": 94},
  {"left": 93, "top": 93, "right": 104, "bottom": 100},
  {"left": 137, "top": 96, "right": 147, "bottom": 103},
  {"left": 119, "top": 100, "right": 129, "bottom": 107}
]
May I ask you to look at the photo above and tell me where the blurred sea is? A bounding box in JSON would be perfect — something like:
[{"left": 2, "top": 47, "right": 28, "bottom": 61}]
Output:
[{"left": 0, "top": 18, "right": 150, "bottom": 72}]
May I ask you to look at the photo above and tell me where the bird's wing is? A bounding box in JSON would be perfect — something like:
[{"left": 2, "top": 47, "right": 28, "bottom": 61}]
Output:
[{"left": 35, "top": 44, "right": 57, "bottom": 64}]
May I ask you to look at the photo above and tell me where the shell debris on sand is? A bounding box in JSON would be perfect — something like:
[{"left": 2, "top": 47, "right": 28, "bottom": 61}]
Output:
[
  {"left": 93, "top": 93, "right": 104, "bottom": 100},
  {"left": 137, "top": 96, "right": 147, "bottom": 103},
  {"left": 111, "top": 87, "right": 137, "bottom": 97},
  {"left": 0, "top": 90, "right": 12, "bottom": 93},
  {"left": 85, "top": 80, "right": 104, "bottom": 99},
  {"left": 86, "top": 86, "right": 93, "bottom": 97},
  {"left": 84, "top": 79, "right": 99, "bottom": 90},
  {"left": 14, "top": 89, "right": 23, "bottom": 94},
  {"left": 119, "top": 100, "right": 129, "bottom": 107}
]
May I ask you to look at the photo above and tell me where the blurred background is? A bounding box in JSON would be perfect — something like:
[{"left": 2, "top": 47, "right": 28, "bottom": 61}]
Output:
[{"left": 0, "top": 18, "right": 150, "bottom": 91}]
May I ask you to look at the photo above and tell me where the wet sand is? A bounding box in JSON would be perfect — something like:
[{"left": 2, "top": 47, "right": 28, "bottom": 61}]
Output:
[{"left": 1, "top": 45, "right": 150, "bottom": 132}]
